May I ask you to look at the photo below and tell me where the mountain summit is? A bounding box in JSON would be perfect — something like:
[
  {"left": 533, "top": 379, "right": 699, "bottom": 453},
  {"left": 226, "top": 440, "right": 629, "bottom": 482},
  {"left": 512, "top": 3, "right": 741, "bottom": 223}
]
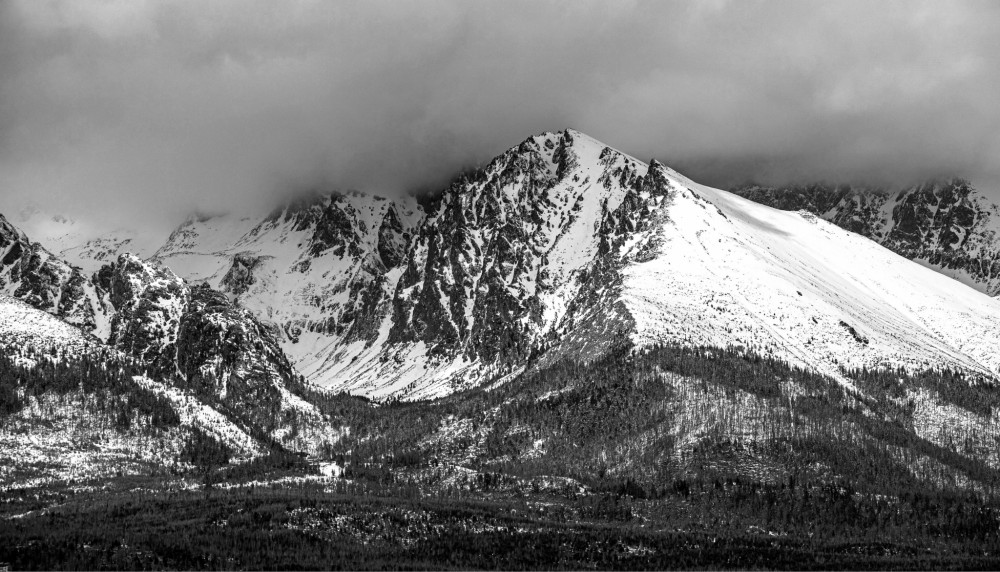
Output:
[{"left": 104, "top": 129, "right": 1000, "bottom": 400}]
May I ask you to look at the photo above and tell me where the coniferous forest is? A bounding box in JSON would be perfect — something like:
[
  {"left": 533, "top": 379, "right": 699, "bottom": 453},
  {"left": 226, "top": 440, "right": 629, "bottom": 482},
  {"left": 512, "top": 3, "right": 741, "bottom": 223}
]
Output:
[{"left": 5, "top": 342, "right": 1000, "bottom": 569}]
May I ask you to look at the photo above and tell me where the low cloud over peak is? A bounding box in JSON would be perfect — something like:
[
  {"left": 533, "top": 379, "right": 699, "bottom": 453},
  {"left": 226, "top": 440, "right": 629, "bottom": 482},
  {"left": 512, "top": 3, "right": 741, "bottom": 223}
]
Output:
[{"left": 2, "top": 0, "right": 999, "bottom": 232}]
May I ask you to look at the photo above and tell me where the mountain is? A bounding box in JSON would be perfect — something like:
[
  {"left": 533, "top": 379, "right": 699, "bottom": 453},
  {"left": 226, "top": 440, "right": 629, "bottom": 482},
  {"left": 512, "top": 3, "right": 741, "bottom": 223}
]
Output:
[
  {"left": 147, "top": 191, "right": 424, "bottom": 396},
  {"left": 0, "top": 294, "right": 271, "bottom": 489},
  {"left": 8, "top": 130, "right": 1000, "bottom": 567},
  {"left": 137, "top": 131, "right": 654, "bottom": 398},
  {"left": 730, "top": 179, "right": 1000, "bottom": 295},
  {"left": 8, "top": 128, "right": 1000, "bottom": 431},
  {"left": 361, "top": 134, "right": 1000, "bottom": 398},
  {"left": 33, "top": 131, "right": 1000, "bottom": 403},
  {"left": 96, "top": 253, "right": 338, "bottom": 453},
  {"left": 163, "top": 130, "right": 1000, "bottom": 400}
]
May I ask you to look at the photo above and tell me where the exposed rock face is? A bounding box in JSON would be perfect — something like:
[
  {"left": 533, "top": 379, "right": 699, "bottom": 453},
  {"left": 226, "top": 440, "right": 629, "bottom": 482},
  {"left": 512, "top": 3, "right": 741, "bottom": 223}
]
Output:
[
  {"left": 103, "top": 253, "right": 295, "bottom": 397},
  {"left": 301, "top": 199, "right": 362, "bottom": 258},
  {"left": 220, "top": 253, "right": 263, "bottom": 295},
  {"left": 105, "top": 254, "right": 189, "bottom": 376},
  {"left": 731, "top": 179, "right": 1000, "bottom": 295},
  {"left": 176, "top": 285, "right": 295, "bottom": 434},
  {"left": 179, "top": 286, "right": 295, "bottom": 387},
  {"left": 261, "top": 192, "right": 368, "bottom": 261},
  {"left": 377, "top": 205, "right": 409, "bottom": 269},
  {"left": 386, "top": 129, "right": 649, "bottom": 369},
  {"left": 101, "top": 253, "right": 332, "bottom": 450},
  {"left": 0, "top": 214, "right": 103, "bottom": 334}
]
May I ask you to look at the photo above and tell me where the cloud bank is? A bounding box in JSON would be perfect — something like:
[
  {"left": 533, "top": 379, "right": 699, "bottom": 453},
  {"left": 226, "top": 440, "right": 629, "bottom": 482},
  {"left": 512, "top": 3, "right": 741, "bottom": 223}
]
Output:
[{"left": 1, "top": 0, "right": 999, "bottom": 231}]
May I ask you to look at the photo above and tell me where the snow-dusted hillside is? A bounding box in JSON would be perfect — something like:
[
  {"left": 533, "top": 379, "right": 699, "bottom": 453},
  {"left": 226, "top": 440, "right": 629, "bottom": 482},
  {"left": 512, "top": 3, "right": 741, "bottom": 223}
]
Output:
[
  {"left": 96, "top": 253, "right": 340, "bottom": 453},
  {"left": 612, "top": 167, "right": 1000, "bottom": 384},
  {"left": 0, "top": 294, "right": 94, "bottom": 351},
  {"left": 731, "top": 180, "right": 1000, "bottom": 296},
  {"left": 0, "top": 211, "right": 341, "bottom": 456},
  {"left": 0, "top": 298, "right": 265, "bottom": 489}
]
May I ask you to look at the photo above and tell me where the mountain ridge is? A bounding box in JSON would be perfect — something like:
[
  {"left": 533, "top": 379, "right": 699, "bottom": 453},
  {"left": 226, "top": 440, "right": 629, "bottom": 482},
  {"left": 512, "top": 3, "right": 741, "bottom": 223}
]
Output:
[{"left": 9, "top": 129, "right": 1000, "bottom": 405}]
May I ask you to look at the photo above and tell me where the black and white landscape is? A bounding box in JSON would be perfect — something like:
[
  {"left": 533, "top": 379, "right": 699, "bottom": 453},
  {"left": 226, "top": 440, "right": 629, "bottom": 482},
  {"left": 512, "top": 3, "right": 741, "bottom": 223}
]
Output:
[{"left": 4, "top": 1, "right": 1000, "bottom": 569}]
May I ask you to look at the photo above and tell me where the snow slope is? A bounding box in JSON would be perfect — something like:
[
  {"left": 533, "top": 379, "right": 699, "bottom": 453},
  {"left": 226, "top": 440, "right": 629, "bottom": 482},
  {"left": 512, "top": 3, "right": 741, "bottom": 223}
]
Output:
[
  {"left": 0, "top": 294, "right": 94, "bottom": 350},
  {"left": 731, "top": 180, "right": 1000, "bottom": 297},
  {"left": 0, "top": 296, "right": 266, "bottom": 488},
  {"left": 617, "top": 167, "right": 1000, "bottom": 384}
]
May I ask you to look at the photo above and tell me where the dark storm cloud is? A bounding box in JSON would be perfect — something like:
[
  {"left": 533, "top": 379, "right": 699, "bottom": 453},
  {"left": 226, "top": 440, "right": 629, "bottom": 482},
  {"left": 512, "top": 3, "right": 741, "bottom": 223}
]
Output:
[{"left": 1, "top": 0, "right": 999, "bottom": 231}]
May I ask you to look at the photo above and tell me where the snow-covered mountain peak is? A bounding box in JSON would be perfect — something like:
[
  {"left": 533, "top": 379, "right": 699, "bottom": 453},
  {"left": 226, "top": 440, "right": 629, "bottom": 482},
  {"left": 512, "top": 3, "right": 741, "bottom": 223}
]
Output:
[
  {"left": 9, "top": 129, "right": 1000, "bottom": 404},
  {"left": 309, "top": 132, "right": 1000, "bottom": 400},
  {"left": 317, "top": 130, "right": 654, "bottom": 398}
]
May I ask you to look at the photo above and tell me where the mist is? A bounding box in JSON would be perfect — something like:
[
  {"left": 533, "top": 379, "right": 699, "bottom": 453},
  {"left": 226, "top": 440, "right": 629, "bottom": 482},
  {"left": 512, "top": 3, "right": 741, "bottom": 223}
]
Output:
[{"left": 2, "top": 0, "right": 999, "bottom": 233}]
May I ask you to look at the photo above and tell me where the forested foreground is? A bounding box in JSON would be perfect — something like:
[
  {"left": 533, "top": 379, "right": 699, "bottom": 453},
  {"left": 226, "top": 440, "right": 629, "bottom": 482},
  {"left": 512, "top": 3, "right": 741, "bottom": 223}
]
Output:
[
  {"left": 3, "top": 480, "right": 1000, "bottom": 570},
  {"left": 304, "top": 344, "right": 1000, "bottom": 500},
  {"left": 7, "top": 343, "right": 1000, "bottom": 568}
]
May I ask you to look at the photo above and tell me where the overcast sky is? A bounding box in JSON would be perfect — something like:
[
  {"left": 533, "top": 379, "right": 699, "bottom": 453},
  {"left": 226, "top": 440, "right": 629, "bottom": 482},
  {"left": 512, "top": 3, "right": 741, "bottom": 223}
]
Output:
[{"left": 2, "top": 0, "right": 999, "bottom": 232}]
